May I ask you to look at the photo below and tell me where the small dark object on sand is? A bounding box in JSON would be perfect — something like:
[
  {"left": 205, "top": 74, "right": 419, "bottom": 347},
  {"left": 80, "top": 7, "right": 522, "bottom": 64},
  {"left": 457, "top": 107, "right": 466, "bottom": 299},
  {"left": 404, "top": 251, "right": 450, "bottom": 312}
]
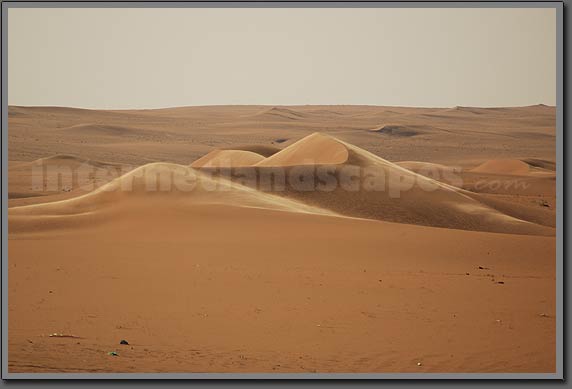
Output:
[
  {"left": 497, "top": 281, "right": 505, "bottom": 285},
  {"left": 120, "top": 339, "right": 129, "bottom": 345}
]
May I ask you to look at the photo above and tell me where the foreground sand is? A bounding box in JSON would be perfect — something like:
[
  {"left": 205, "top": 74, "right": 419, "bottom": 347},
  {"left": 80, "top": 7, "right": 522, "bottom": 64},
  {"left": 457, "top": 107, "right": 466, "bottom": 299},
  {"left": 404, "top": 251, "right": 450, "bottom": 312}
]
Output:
[
  {"left": 8, "top": 105, "right": 556, "bottom": 373},
  {"left": 8, "top": 204, "right": 555, "bottom": 373}
]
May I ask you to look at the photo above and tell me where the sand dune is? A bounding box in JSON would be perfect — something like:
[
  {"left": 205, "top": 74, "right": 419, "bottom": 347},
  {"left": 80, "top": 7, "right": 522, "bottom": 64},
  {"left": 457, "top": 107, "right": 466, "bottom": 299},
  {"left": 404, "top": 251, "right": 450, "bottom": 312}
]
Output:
[
  {"left": 60, "top": 123, "right": 152, "bottom": 137},
  {"left": 8, "top": 155, "right": 129, "bottom": 207},
  {"left": 522, "top": 158, "right": 556, "bottom": 171},
  {"left": 256, "top": 133, "right": 349, "bottom": 167},
  {"left": 221, "top": 144, "right": 281, "bottom": 157},
  {"left": 471, "top": 159, "right": 531, "bottom": 175},
  {"left": 8, "top": 104, "right": 555, "bottom": 166},
  {"left": 371, "top": 124, "right": 430, "bottom": 137},
  {"left": 9, "top": 163, "right": 336, "bottom": 234},
  {"left": 253, "top": 107, "right": 307, "bottom": 121},
  {"left": 13, "top": 136, "right": 553, "bottom": 237},
  {"left": 471, "top": 159, "right": 556, "bottom": 177},
  {"left": 190, "top": 150, "right": 265, "bottom": 168},
  {"left": 396, "top": 161, "right": 457, "bottom": 173},
  {"left": 31, "top": 154, "right": 124, "bottom": 169},
  {"left": 194, "top": 133, "right": 553, "bottom": 235}
]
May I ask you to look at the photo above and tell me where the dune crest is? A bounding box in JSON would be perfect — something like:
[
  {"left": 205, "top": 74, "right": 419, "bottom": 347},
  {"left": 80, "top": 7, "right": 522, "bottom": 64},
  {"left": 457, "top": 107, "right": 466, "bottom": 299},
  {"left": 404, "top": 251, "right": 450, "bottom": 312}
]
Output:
[
  {"left": 471, "top": 159, "right": 531, "bottom": 176},
  {"left": 8, "top": 163, "right": 337, "bottom": 233},
  {"left": 190, "top": 150, "right": 265, "bottom": 168},
  {"left": 256, "top": 132, "right": 349, "bottom": 167},
  {"left": 30, "top": 154, "right": 124, "bottom": 169},
  {"left": 220, "top": 144, "right": 281, "bottom": 157},
  {"left": 9, "top": 133, "right": 554, "bottom": 236},
  {"left": 396, "top": 161, "right": 455, "bottom": 172},
  {"left": 255, "top": 133, "right": 552, "bottom": 235}
]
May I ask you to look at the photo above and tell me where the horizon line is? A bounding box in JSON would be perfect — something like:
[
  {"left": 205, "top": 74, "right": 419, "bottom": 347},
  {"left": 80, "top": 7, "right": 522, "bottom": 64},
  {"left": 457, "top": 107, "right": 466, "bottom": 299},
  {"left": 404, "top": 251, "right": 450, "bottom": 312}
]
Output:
[{"left": 7, "top": 103, "right": 556, "bottom": 112}]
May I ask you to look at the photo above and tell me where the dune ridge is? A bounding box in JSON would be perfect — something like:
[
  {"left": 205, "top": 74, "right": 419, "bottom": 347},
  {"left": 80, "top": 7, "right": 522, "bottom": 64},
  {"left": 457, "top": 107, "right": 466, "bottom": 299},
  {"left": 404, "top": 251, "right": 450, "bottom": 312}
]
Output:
[
  {"left": 190, "top": 150, "right": 265, "bottom": 168},
  {"left": 255, "top": 132, "right": 349, "bottom": 167},
  {"left": 471, "top": 159, "right": 531, "bottom": 175},
  {"left": 188, "top": 133, "right": 553, "bottom": 235},
  {"left": 8, "top": 163, "right": 338, "bottom": 234}
]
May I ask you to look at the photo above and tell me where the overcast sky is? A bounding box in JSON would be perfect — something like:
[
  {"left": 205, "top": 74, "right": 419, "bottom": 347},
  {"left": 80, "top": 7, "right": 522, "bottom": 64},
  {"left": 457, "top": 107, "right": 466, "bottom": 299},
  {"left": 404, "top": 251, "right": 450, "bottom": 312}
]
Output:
[{"left": 8, "top": 7, "right": 556, "bottom": 109}]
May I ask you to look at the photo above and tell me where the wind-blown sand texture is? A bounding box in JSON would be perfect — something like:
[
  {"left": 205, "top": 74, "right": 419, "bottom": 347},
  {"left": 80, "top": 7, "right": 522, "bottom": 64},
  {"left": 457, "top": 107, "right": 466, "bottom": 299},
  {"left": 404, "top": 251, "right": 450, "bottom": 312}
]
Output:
[{"left": 8, "top": 105, "right": 556, "bottom": 373}]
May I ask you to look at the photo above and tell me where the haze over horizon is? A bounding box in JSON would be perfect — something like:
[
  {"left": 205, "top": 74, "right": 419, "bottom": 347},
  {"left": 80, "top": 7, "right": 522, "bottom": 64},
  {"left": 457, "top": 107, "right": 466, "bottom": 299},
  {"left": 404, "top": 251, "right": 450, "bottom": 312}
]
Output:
[{"left": 8, "top": 7, "right": 556, "bottom": 109}]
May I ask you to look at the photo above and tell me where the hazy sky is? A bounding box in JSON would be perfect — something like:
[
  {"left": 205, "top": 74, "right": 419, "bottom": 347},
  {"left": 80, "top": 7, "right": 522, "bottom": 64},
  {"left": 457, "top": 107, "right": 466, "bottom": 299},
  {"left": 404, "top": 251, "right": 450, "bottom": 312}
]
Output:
[{"left": 8, "top": 7, "right": 556, "bottom": 109}]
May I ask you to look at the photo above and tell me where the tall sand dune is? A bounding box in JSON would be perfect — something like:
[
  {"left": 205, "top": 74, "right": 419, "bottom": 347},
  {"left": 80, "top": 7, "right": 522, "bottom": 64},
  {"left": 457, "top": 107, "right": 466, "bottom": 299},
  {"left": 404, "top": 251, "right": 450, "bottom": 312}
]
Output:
[
  {"left": 199, "top": 133, "right": 553, "bottom": 235},
  {"left": 190, "top": 150, "right": 265, "bottom": 168},
  {"left": 256, "top": 133, "right": 349, "bottom": 167}
]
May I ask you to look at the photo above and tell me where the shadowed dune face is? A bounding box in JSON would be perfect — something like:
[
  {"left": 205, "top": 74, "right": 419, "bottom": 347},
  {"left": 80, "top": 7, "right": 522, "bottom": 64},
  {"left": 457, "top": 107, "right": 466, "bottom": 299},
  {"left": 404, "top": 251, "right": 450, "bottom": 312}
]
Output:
[
  {"left": 9, "top": 131, "right": 556, "bottom": 236},
  {"left": 523, "top": 158, "right": 556, "bottom": 171},
  {"left": 371, "top": 124, "right": 429, "bottom": 137},
  {"left": 177, "top": 133, "right": 554, "bottom": 235}
]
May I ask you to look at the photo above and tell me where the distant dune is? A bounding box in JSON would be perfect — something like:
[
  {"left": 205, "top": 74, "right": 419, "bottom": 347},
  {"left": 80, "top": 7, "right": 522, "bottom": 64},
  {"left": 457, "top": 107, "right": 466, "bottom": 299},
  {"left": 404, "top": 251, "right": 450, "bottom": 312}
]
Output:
[
  {"left": 370, "top": 124, "right": 429, "bottom": 137},
  {"left": 60, "top": 123, "right": 155, "bottom": 137},
  {"left": 471, "top": 159, "right": 555, "bottom": 177},
  {"left": 31, "top": 154, "right": 124, "bottom": 169},
  {"left": 471, "top": 159, "right": 531, "bottom": 175},
  {"left": 8, "top": 154, "right": 129, "bottom": 207},
  {"left": 252, "top": 107, "right": 307, "bottom": 121},
  {"left": 522, "top": 158, "right": 556, "bottom": 171}
]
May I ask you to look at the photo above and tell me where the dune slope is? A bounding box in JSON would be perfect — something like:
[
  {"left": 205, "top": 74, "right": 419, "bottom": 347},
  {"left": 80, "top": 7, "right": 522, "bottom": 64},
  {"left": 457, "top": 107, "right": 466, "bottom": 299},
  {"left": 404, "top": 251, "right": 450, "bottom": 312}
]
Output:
[
  {"left": 196, "top": 133, "right": 553, "bottom": 235},
  {"left": 190, "top": 150, "right": 265, "bottom": 168},
  {"left": 8, "top": 163, "right": 336, "bottom": 234}
]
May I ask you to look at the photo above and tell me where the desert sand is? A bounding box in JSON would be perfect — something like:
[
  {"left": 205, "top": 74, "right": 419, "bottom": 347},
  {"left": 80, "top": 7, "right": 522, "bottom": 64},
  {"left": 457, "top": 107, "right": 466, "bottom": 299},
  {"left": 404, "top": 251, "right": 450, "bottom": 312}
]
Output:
[{"left": 7, "top": 105, "right": 556, "bottom": 373}]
